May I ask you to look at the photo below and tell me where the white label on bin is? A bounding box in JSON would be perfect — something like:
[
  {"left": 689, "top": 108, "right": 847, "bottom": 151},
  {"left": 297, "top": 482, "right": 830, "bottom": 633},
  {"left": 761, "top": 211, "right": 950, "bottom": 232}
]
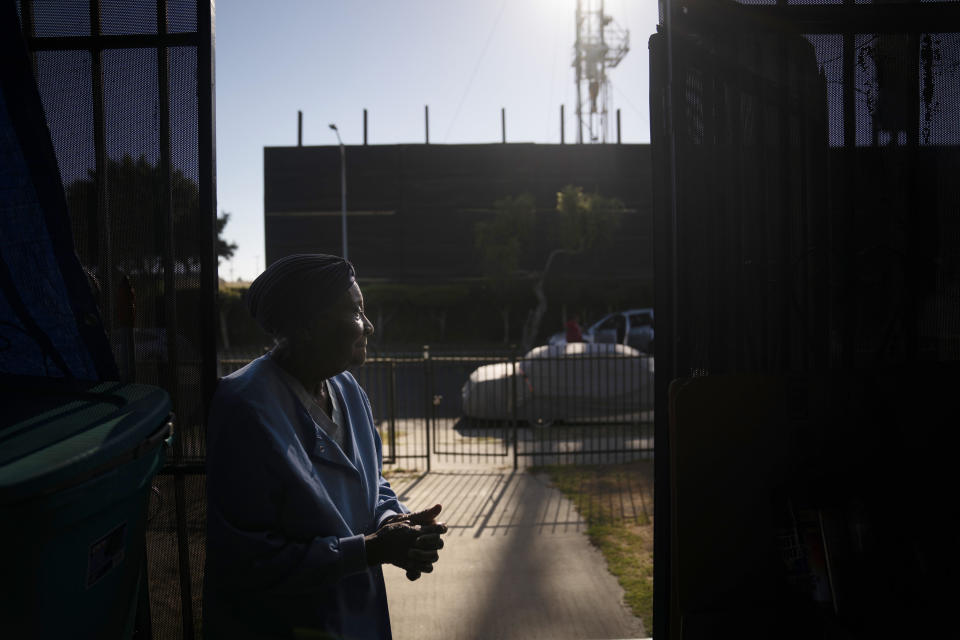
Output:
[{"left": 86, "top": 523, "right": 127, "bottom": 589}]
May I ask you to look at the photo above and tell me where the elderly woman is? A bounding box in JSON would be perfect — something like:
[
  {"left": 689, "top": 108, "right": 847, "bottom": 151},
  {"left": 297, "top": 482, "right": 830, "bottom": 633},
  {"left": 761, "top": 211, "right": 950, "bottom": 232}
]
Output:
[{"left": 204, "top": 254, "right": 446, "bottom": 640}]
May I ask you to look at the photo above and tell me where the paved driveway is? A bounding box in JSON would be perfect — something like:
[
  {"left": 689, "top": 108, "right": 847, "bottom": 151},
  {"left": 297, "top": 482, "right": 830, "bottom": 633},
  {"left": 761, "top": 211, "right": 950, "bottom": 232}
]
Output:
[{"left": 383, "top": 466, "right": 648, "bottom": 640}]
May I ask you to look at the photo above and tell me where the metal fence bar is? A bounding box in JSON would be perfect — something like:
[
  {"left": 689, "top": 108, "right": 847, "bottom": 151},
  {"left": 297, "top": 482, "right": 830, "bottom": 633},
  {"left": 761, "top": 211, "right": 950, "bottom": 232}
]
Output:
[
  {"left": 197, "top": 0, "right": 219, "bottom": 450},
  {"left": 156, "top": 0, "right": 195, "bottom": 632},
  {"left": 424, "top": 346, "right": 432, "bottom": 472},
  {"left": 219, "top": 346, "right": 654, "bottom": 469},
  {"left": 511, "top": 349, "right": 518, "bottom": 470},
  {"left": 387, "top": 360, "right": 397, "bottom": 463}
]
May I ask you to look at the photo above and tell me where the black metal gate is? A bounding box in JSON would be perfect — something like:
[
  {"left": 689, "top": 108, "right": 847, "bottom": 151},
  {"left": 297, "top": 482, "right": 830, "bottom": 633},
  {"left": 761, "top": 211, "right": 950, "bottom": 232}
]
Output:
[
  {"left": 16, "top": 2, "right": 217, "bottom": 638},
  {"left": 354, "top": 345, "right": 655, "bottom": 470},
  {"left": 650, "top": 2, "right": 960, "bottom": 638}
]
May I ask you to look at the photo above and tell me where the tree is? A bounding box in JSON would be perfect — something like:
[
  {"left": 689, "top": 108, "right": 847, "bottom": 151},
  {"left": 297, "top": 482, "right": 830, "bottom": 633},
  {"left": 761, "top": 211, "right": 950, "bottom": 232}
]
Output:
[
  {"left": 474, "top": 193, "right": 536, "bottom": 344},
  {"left": 474, "top": 185, "right": 624, "bottom": 350},
  {"left": 216, "top": 211, "right": 238, "bottom": 263},
  {"left": 521, "top": 185, "right": 624, "bottom": 349},
  {"left": 65, "top": 154, "right": 206, "bottom": 273}
]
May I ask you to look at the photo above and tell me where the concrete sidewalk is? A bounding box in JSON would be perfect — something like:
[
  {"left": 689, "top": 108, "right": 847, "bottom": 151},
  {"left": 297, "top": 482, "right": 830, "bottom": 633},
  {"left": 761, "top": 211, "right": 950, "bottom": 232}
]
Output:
[{"left": 383, "top": 465, "right": 648, "bottom": 640}]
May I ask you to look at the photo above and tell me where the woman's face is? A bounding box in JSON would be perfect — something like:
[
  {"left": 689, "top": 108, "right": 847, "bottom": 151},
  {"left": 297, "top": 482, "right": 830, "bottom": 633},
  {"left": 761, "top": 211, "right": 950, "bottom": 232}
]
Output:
[{"left": 305, "top": 282, "right": 374, "bottom": 374}]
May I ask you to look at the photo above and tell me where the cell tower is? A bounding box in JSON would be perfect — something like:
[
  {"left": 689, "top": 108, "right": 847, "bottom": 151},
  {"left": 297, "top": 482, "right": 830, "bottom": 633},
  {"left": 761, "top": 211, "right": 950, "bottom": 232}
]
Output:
[{"left": 573, "top": 0, "right": 629, "bottom": 143}]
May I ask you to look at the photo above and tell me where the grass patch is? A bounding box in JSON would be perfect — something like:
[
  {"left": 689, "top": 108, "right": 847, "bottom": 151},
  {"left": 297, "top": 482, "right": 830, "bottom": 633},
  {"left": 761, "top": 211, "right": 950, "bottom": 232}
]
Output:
[{"left": 531, "top": 461, "right": 654, "bottom": 632}]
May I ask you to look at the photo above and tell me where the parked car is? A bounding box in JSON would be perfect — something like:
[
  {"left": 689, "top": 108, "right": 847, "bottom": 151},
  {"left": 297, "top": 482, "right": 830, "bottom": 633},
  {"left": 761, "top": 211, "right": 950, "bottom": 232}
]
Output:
[
  {"left": 549, "top": 308, "right": 654, "bottom": 353},
  {"left": 461, "top": 342, "right": 654, "bottom": 425}
]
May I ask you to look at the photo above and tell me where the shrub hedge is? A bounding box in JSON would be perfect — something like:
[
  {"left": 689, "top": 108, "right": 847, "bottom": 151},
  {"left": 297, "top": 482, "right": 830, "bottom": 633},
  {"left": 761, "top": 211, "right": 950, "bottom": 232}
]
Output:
[{"left": 218, "top": 277, "right": 652, "bottom": 350}]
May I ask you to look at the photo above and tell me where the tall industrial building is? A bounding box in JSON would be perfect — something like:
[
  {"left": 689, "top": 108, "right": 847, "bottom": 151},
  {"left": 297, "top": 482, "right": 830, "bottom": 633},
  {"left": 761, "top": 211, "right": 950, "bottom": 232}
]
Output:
[{"left": 263, "top": 143, "right": 652, "bottom": 287}]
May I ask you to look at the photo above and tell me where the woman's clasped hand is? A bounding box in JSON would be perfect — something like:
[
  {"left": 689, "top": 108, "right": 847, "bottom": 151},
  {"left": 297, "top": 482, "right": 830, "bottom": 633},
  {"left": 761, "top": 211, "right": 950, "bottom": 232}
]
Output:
[{"left": 366, "top": 504, "right": 448, "bottom": 581}]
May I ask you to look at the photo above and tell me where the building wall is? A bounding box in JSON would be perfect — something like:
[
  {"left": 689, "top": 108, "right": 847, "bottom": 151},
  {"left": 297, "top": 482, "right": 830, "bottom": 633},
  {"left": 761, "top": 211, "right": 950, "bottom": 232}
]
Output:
[{"left": 264, "top": 143, "right": 652, "bottom": 282}]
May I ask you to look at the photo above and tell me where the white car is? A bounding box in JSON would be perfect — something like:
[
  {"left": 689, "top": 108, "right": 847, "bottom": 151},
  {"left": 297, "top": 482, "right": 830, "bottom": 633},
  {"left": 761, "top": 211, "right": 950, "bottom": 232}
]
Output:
[
  {"left": 549, "top": 308, "right": 654, "bottom": 354},
  {"left": 461, "top": 342, "right": 654, "bottom": 424}
]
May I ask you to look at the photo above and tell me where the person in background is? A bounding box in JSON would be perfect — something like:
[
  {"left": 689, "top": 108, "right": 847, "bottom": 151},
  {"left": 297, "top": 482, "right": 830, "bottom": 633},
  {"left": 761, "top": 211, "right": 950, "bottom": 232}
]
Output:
[
  {"left": 204, "top": 253, "right": 447, "bottom": 640},
  {"left": 565, "top": 313, "right": 584, "bottom": 343}
]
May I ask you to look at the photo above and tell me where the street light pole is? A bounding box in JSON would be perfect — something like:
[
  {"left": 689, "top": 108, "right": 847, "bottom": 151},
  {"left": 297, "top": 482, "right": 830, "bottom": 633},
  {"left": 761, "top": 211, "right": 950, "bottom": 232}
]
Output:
[{"left": 328, "top": 123, "right": 347, "bottom": 261}]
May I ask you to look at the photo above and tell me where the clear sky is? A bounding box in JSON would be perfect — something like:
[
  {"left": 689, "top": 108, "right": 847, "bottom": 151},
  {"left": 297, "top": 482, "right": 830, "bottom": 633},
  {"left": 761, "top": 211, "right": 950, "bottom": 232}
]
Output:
[{"left": 215, "top": 0, "right": 661, "bottom": 282}]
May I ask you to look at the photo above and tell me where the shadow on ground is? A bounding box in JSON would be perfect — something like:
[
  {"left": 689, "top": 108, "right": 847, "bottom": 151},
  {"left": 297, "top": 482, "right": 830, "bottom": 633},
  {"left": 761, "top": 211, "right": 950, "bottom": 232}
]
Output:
[{"left": 384, "top": 469, "right": 647, "bottom": 640}]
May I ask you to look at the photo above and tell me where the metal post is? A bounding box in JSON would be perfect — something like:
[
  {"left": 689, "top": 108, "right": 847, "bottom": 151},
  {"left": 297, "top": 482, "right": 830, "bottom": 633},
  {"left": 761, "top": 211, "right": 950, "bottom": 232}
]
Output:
[
  {"left": 363, "top": 108, "right": 368, "bottom": 145},
  {"left": 561, "top": 104, "right": 565, "bottom": 143},
  {"left": 617, "top": 108, "right": 621, "bottom": 144},
  {"left": 90, "top": 0, "right": 114, "bottom": 340},
  {"left": 424, "top": 105, "right": 430, "bottom": 144},
  {"left": 20, "top": 0, "right": 35, "bottom": 43},
  {"left": 841, "top": 15, "right": 855, "bottom": 367},
  {"left": 501, "top": 107, "right": 506, "bottom": 143},
  {"left": 511, "top": 348, "right": 518, "bottom": 470},
  {"left": 297, "top": 110, "right": 302, "bottom": 146},
  {"left": 328, "top": 124, "right": 348, "bottom": 260},
  {"left": 655, "top": 2, "right": 678, "bottom": 638},
  {"left": 160, "top": 1, "right": 194, "bottom": 636},
  {"left": 197, "top": 3, "right": 219, "bottom": 420},
  {"left": 340, "top": 143, "right": 347, "bottom": 261},
  {"left": 423, "top": 345, "right": 431, "bottom": 472},
  {"left": 388, "top": 360, "right": 397, "bottom": 461}
]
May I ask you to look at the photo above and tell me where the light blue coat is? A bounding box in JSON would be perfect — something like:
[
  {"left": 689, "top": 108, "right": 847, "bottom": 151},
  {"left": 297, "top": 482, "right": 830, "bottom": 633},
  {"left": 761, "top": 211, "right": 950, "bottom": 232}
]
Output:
[{"left": 203, "top": 354, "right": 408, "bottom": 640}]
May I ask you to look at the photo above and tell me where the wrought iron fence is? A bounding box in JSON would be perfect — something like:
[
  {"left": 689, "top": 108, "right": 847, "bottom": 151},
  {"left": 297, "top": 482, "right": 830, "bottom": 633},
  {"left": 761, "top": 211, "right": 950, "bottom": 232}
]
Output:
[{"left": 219, "top": 344, "right": 656, "bottom": 470}]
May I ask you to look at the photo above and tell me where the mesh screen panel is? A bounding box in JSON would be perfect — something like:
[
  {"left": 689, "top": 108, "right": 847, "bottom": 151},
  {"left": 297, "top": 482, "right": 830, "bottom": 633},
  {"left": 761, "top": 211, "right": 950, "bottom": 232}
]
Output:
[
  {"left": 652, "top": 3, "right": 960, "bottom": 637},
  {"left": 18, "top": 1, "right": 214, "bottom": 637},
  {"left": 145, "top": 477, "right": 185, "bottom": 639},
  {"left": 146, "top": 474, "right": 206, "bottom": 640},
  {"left": 654, "top": 12, "right": 831, "bottom": 374},
  {"left": 653, "top": 0, "right": 960, "bottom": 379},
  {"left": 921, "top": 33, "right": 960, "bottom": 144},
  {"left": 26, "top": 0, "right": 91, "bottom": 37},
  {"left": 101, "top": 0, "right": 157, "bottom": 35},
  {"left": 33, "top": 50, "right": 96, "bottom": 183},
  {"left": 167, "top": 0, "right": 197, "bottom": 34},
  {"left": 169, "top": 44, "right": 205, "bottom": 460},
  {"left": 102, "top": 49, "right": 159, "bottom": 160}
]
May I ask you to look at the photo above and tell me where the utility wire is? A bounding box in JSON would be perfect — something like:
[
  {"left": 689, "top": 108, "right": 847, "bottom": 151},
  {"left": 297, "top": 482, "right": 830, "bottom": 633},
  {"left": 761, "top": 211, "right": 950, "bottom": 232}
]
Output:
[
  {"left": 443, "top": 0, "right": 509, "bottom": 142},
  {"left": 546, "top": 12, "right": 562, "bottom": 141},
  {"left": 611, "top": 80, "right": 649, "bottom": 124}
]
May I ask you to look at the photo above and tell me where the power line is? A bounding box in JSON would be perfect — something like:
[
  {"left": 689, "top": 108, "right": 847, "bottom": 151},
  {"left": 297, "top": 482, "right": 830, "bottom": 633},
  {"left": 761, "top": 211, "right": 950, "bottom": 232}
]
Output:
[
  {"left": 443, "top": 0, "right": 510, "bottom": 142},
  {"left": 546, "top": 10, "right": 563, "bottom": 141},
  {"left": 610, "top": 80, "right": 648, "bottom": 123}
]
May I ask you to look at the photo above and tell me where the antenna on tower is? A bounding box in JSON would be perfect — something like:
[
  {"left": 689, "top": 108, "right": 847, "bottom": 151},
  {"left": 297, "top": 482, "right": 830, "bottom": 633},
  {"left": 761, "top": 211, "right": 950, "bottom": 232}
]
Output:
[{"left": 573, "top": 0, "right": 629, "bottom": 144}]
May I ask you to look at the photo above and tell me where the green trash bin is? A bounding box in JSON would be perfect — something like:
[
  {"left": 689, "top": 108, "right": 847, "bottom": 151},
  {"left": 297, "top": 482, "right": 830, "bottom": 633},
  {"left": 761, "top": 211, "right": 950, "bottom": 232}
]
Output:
[{"left": 0, "top": 380, "right": 174, "bottom": 640}]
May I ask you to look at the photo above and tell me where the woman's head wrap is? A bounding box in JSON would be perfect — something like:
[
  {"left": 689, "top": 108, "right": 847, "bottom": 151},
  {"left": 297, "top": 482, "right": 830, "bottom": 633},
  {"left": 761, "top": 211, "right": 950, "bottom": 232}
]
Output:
[{"left": 245, "top": 253, "right": 356, "bottom": 337}]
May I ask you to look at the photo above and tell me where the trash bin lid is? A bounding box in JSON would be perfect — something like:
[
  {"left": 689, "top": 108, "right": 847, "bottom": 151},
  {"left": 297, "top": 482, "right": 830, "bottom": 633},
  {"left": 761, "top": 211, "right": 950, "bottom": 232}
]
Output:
[{"left": 0, "top": 379, "right": 171, "bottom": 503}]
